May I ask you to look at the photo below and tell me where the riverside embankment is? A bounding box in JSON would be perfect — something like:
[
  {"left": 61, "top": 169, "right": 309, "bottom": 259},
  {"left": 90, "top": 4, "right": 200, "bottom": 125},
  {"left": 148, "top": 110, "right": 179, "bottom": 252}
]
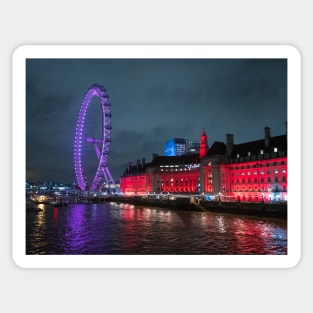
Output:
[
  {"left": 32, "top": 193, "right": 287, "bottom": 219},
  {"left": 103, "top": 196, "right": 287, "bottom": 219}
]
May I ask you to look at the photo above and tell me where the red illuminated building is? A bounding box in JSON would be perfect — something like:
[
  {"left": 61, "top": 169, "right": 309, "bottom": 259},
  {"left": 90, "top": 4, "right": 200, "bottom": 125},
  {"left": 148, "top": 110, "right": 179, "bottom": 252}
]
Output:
[{"left": 120, "top": 126, "right": 287, "bottom": 203}]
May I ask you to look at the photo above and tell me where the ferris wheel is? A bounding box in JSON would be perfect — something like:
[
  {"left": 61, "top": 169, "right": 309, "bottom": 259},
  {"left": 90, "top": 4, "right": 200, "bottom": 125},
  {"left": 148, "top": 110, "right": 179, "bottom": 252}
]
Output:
[{"left": 74, "top": 84, "right": 115, "bottom": 191}]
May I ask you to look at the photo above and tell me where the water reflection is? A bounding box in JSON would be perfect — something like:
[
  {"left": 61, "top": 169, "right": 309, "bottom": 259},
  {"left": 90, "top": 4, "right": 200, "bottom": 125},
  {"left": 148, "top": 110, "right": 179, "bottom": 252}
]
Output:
[
  {"left": 215, "top": 215, "right": 227, "bottom": 234},
  {"left": 28, "top": 204, "right": 48, "bottom": 254},
  {"left": 26, "top": 202, "right": 287, "bottom": 255},
  {"left": 63, "top": 204, "right": 88, "bottom": 254}
]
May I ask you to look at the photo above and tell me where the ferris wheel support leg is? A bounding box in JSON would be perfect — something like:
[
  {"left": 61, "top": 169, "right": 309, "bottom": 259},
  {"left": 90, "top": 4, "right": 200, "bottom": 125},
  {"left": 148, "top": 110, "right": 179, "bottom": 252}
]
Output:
[
  {"left": 92, "top": 141, "right": 111, "bottom": 187},
  {"left": 92, "top": 142, "right": 115, "bottom": 192},
  {"left": 92, "top": 142, "right": 101, "bottom": 159},
  {"left": 105, "top": 167, "right": 116, "bottom": 191},
  {"left": 101, "top": 168, "right": 110, "bottom": 184}
]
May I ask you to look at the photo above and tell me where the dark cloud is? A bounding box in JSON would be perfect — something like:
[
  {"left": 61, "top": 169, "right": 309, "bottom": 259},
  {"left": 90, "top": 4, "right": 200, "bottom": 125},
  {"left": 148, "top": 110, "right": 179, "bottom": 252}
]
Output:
[{"left": 26, "top": 58, "right": 287, "bottom": 183}]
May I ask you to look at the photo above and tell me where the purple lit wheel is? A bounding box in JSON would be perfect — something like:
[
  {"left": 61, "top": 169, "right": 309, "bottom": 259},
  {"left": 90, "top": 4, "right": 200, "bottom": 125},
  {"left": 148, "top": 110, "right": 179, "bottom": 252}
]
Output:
[{"left": 74, "top": 84, "right": 113, "bottom": 191}]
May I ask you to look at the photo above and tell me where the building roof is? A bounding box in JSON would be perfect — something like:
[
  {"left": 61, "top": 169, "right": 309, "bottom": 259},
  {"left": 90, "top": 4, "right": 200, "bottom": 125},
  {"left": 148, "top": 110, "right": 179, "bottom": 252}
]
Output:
[
  {"left": 121, "top": 162, "right": 151, "bottom": 176},
  {"left": 206, "top": 141, "right": 226, "bottom": 156},
  {"left": 151, "top": 154, "right": 200, "bottom": 166},
  {"left": 121, "top": 154, "right": 201, "bottom": 176},
  {"left": 204, "top": 134, "right": 287, "bottom": 159},
  {"left": 230, "top": 134, "right": 287, "bottom": 158}
]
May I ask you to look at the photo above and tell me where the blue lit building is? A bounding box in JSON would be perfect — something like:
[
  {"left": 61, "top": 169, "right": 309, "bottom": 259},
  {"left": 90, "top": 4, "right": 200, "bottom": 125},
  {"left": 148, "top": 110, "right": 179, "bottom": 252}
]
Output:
[{"left": 165, "top": 138, "right": 188, "bottom": 156}]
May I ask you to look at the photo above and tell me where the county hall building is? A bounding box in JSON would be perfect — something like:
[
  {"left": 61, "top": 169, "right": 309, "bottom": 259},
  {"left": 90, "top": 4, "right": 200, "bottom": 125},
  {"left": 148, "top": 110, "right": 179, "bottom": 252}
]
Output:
[{"left": 120, "top": 125, "right": 287, "bottom": 203}]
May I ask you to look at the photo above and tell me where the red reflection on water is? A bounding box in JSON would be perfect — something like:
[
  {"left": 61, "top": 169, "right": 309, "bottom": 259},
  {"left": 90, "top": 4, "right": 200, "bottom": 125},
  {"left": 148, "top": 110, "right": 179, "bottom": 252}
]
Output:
[
  {"left": 52, "top": 207, "right": 59, "bottom": 230},
  {"left": 53, "top": 207, "right": 59, "bottom": 219},
  {"left": 120, "top": 204, "right": 140, "bottom": 251},
  {"left": 121, "top": 204, "right": 135, "bottom": 221},
  {"left": 231, "top": 219, "right": 274, "bottom": 254}
]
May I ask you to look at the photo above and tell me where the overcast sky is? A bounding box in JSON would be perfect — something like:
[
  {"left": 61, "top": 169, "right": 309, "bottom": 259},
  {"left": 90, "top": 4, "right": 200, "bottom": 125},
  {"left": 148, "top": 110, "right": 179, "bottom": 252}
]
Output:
[{"left": 26, "top": 58, "right": 287, "bottom": 184}]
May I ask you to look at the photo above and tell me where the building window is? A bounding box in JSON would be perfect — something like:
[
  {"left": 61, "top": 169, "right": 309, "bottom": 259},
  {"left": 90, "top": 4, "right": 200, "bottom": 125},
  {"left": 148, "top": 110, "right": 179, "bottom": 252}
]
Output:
[
  {"left": 268, "top": 177, "right": 271, "bottom": 182},
  {"left": 260, "top": 149, "right": 264, "bottom": 154},
  {"left": 274, "top": 147, "right": 278, "bottom": 152}
]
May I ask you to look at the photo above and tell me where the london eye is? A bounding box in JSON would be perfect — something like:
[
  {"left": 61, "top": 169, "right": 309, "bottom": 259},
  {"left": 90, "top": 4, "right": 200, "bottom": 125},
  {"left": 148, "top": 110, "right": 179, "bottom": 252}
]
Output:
[{"left": 74, "top": 84, "right": 115, "bottom": 191}]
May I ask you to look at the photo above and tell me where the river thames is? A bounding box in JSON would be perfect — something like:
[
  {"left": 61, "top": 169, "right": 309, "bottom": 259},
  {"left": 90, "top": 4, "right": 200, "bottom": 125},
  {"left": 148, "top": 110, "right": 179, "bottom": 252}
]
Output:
[{"left": 26, "top": 201, "right": 287, "bottom": 255}]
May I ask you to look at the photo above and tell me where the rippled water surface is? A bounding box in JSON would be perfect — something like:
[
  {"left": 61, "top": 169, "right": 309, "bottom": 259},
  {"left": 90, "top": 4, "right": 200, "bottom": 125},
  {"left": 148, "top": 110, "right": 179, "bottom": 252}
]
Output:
[{"left": 26, "top": 202, "right": 287, "bottom": 255}]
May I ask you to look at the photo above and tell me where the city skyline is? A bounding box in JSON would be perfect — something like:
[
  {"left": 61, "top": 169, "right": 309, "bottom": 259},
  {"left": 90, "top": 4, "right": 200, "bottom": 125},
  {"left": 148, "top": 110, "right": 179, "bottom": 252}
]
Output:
[{"left": 26, "top": 58, "right": 287, "bottom": 184}]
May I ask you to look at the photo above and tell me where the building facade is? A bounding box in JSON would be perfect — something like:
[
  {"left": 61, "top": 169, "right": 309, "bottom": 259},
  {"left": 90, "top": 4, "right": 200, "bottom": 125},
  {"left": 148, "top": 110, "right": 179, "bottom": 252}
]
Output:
[
  {"left": 120, "top": 126, "right": 287, "bottom": 203},
  {"left": 165, "top": 138, "right": 188, "bottom": 156}
]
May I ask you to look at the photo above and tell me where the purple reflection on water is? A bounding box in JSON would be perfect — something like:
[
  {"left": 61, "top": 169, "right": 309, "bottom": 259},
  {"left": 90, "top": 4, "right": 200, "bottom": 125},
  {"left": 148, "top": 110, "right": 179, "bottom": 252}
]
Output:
[{"left": 63, "top": 204, "right": 88, "bottom": 254}]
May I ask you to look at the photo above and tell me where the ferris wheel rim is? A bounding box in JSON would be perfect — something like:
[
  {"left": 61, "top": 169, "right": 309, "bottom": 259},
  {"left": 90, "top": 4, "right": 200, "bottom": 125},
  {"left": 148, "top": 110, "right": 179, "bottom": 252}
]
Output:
[{"left": 74, "top": 84, "right": 112, "bottom": 191}]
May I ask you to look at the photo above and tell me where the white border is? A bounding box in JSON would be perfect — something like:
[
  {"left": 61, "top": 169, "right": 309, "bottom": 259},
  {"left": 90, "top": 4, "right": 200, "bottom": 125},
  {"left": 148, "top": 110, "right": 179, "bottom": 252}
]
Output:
[{"left": 12, "top": 45, "right": 301, "bottom": 268}]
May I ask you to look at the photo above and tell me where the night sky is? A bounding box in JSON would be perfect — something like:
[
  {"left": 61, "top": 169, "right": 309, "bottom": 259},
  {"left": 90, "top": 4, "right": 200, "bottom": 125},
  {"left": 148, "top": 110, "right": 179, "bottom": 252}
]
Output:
[{"left": 26, "top": 58, "right": 287, "bottom": 184}]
